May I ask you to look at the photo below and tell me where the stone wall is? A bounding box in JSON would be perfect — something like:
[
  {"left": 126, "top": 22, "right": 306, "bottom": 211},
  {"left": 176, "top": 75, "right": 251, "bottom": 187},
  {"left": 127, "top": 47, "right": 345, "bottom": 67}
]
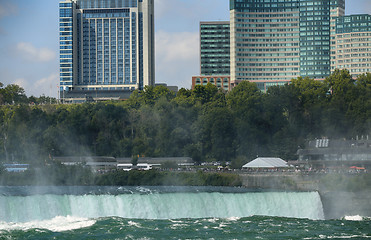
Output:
[{"left": 238, "top": 173, "right": 371, "bottom": 219}]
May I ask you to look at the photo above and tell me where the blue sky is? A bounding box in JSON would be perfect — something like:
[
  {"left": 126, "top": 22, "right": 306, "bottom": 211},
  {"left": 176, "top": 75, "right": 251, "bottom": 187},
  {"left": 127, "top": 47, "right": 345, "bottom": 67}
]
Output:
[{"left": 0, "top": 0, "right": 370, "bottom": 97}]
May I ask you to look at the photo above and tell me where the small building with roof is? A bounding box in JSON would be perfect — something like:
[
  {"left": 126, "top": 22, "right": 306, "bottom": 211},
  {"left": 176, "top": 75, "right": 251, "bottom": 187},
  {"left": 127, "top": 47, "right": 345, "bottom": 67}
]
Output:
[
  {"left": 55, "top": 156, "right": 117, "bottom": 172},
  {"left": 117, "top": 157, "right": 194, "bottom": 167},
  {"left": 242, "top": 157, "right": 289, "bottom": 171}
]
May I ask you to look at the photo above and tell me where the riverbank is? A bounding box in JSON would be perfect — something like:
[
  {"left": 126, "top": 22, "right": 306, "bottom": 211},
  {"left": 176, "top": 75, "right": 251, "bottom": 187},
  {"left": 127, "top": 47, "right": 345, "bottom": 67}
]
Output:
[
  {"left": 95, "top": 170, "right": 242, "bottom": 187},
  {"left": 2, "top": 166, "right": 369, "bottom": 192},
  {"left": 2, "top": 167, "right": 370, "bottom": 219},
  {"left": 238, "top": 172, "right": 371, "bottom": 191},
  {"left": 0, "top": 167, "right": 242, "bottom": 187},
  {"left": 320, "top": 191, "right": 371, "bottom": 219},
  {"left": 238, "top": 172, "right": 371, "bottom": 219}
]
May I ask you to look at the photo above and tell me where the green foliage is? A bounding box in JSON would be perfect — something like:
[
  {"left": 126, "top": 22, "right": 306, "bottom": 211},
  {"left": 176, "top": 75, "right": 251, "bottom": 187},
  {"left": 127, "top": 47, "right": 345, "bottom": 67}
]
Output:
[
  {"left": 0, "top": 82, "right": 57, "bottom": 105},
  {"left": 0, "top": 84, "right": 28, "bottom": 105},
  {"left": 231, "top": 156, "right": 249, "bottom": 170},
  {"left": 95, "top": 170, "right": 242, "bottom": 187},
  {"left": 161, "top": 161, "right": 178, "bottom": 169},
  {"left": 0, "top": 70, "right": 369, "bottom": 167},
  {"left": 0, "top": 163, "right": 95, "bottom": 186},
  {"left": 192, "top": 83, "right": 218, "bottom": 104},
  {"left": 131, "top": 155, "right": 138, "bottom": 165},
  {"left": 199, "top": 107, "right": 235, "bottom": 162},
  {"left": 127, "top": 85, "right": 175, "bottom": 107},
  {"left": 227, "top": 81, "right": 267, "bottom": 158}
]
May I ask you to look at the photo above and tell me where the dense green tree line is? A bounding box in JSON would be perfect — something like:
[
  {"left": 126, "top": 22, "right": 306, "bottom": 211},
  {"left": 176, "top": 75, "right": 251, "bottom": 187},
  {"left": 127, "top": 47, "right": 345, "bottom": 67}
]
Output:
[
  {"left": 0, "top": 82, "right": 57, "bottom": 105},
  {"left": 0, "top": 69, "right": 370, "bottom": 167}
]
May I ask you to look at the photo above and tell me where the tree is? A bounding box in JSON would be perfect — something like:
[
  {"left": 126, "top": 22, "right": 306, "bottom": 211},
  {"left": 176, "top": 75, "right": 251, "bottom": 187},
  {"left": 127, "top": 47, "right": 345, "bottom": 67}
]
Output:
[
  {"left": 0, "top": 84, "right": 27, "bottom": 105},
  {"left": 192, "top": 83, "right": 219, "bottom": 104},
  {"left": 325, "top": 69, "right": 356, "bottom": 103},
  {"left": 131, "top": 155, "right": 138, "bottom": 166},
  {"left": 200, "top": 107, "right": 236, "bottom": 162},
  {"left": 0, "top": 107, "right": 13, "bottom": 161},
  {"left": 290, "top": 77, "right": 328, "bottom": 138},
  {"left": 227, "top": 81, "right": 263, "bottom": 121},
  {"left": 226, "top": 81, "right": 266, "bottom": 157},
  {"left": 323, "top": 69, "right": 357, "bottom": 138},
  {"left": 346, "top": 73, "right": 371, "bottom": 135},
  {"left": 127, "top": 85, "right": 175, "bottom": 107}
]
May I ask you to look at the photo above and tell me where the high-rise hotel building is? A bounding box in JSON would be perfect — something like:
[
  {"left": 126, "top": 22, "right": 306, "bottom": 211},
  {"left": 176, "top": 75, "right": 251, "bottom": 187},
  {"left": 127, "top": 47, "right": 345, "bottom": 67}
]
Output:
[
  {"left": 200, "top": 21, "right": 230, "bottom": 76},
  {"left": 332, "top": 14, "right": 371, "bottom": 76},
  {"left": 59, "top": 0, "right": 154, "bottom": 99},
  {"left": 192, "top": 21, "right": 231, "bottom": 91},
  {"left": 230, "top": 0, "right": 345, "bottom": 91}
]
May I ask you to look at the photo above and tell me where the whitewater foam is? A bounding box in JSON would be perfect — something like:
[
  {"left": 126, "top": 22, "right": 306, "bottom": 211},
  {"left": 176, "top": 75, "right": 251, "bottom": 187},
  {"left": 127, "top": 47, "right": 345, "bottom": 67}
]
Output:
[
  {"left": 305, "top": 235, "right": 371, "bottom": 239},
  {"left": 0, "top": 216, "right": 96, "bottom": 232},
  {"left": 128, "top": 220, "right": 142, "bottom": 228},
  {"left": 343, "top": 215, "right": 363, "bottom": 221},
  {"left": 0, "top": 192, "right": 325, "bottom": 222},
  {"left": 226, "top": 217, "right": 241, "bottom": 221}
]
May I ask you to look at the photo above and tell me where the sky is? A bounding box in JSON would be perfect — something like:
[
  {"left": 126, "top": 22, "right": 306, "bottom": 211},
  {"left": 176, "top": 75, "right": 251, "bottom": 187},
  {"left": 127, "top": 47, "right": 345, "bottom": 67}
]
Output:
[{"left": 0, "top": 0, "right": 370, "bottom": 98}]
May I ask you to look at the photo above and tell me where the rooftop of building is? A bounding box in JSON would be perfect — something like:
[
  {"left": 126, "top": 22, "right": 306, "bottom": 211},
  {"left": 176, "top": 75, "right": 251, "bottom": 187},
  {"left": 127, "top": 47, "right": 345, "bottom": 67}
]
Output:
[
  {"left": 297, "top": 138, "right": 371, "bottom": 156},
  {"left": 200, "top": 21, "right": 230, "bottom": 25}
]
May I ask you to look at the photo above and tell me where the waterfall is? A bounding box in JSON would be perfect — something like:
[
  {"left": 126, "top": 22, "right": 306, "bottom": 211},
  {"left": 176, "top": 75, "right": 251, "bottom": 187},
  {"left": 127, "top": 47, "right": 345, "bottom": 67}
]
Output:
[{"left": 0, "top": 191, "right": 324, "bottom": 222}]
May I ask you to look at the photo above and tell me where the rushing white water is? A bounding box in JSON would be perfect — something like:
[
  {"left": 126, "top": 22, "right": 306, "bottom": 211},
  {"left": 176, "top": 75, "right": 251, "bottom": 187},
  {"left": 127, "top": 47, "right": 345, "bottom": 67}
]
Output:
[
  {"left": 0, "top": 216, "right": 96, "bottom": 232},
  {"left": 344, "top": 215, "right": 364, "bottom": 221},
  {"left": 0, "top": 191, "right": 324, "bottom": 222}
]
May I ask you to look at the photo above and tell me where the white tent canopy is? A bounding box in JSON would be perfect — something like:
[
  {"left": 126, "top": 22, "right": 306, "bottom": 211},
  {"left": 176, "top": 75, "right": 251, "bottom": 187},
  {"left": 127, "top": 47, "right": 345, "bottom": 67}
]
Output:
[{"left": 242, "top": 157, "right": 289, "bottom": 169}]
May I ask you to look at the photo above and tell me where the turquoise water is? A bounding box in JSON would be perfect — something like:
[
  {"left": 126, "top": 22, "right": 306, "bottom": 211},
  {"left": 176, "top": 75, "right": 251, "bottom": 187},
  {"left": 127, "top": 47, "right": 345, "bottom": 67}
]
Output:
[
  {"left": 1, "top": 216, "right": 371, "bottom": 239},
  {"left": 0, "top": 187, "right": 370, "bottom": 239}
]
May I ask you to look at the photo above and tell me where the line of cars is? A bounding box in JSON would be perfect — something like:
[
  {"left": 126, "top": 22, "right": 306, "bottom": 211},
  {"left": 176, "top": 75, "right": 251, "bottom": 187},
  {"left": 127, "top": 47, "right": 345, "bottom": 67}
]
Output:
[{"left": 117, "top": 163, "right": 153, "bottom": 171}]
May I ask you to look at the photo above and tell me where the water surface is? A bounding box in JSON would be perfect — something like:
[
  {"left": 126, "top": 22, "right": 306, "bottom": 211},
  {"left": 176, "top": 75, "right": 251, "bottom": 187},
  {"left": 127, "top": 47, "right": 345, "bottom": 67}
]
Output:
[{"left": 0, "top": 186, "right": 369, "bottom": 239}]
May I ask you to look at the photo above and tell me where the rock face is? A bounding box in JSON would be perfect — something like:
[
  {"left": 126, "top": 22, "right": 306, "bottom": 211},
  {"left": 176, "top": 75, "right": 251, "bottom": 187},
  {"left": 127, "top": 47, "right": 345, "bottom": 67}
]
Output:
[
  {"left": 239, "top": 174, "right": 371, "bottom": 219},
  {"left": 320, "top": 191, "right": 371, "bottom": 219},
  {"left": 239, "top": 174, "right": 320, "bottom": 191}
]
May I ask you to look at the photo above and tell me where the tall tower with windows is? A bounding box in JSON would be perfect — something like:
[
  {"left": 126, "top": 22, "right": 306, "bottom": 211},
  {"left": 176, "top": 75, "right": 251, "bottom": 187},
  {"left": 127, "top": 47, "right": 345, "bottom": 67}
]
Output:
[
  {"left": 230, "top": 0, "right": 344, "bottom": 91},
  {"left": 59, "top": 0, "right": 154, "bottom": 100},
  {"left": 192, "top": 21, "right": 231, "bottom": 91},
  {"left": 332, "top": 14, "right": 371, "bottom": 76},
  {"left": 200, "top": 21, "right": 230, "bottom": 76}
]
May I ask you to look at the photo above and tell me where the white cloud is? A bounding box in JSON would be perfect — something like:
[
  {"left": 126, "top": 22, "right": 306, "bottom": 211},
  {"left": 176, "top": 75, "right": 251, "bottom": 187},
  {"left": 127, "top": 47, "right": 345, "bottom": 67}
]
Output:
[
  {"left": 156, "top": 30, "right": 199, "bottom": 62},
  {"left": 14, "top": 78, "right": 28, "bottom": 89},
  {"left": 15, "top": 42, "right": 56, "bottom": 62},
  {"left": 154, "top": 0, "right": 229, "bottom": 88},
  {"left": 33, "top": 73, "right": 59, "bottom": 97},
  {"left": 10, "top": 73, "right": 58, "bottom": 98},
  {"left": 155, "top": 31, "right": 199, "bottom": 88}
]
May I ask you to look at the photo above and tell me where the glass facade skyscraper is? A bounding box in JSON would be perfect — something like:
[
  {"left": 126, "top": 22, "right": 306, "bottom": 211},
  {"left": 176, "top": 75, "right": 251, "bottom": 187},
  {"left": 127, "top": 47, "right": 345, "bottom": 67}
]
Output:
[
  {"left": 332, "top": 14, "right": 371, "bottom": 76},
  {"left": 200, "top": 22, "right": 230, "bottom": 75},
  {"left": 59, "top": 0, "right": 154, "bottom": 97},
  {"left": 192, "top": 22, "right": 231, "bottom": 91},
  {"left": 230, "top": 0, "right": 344, "bottom": 91}
]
